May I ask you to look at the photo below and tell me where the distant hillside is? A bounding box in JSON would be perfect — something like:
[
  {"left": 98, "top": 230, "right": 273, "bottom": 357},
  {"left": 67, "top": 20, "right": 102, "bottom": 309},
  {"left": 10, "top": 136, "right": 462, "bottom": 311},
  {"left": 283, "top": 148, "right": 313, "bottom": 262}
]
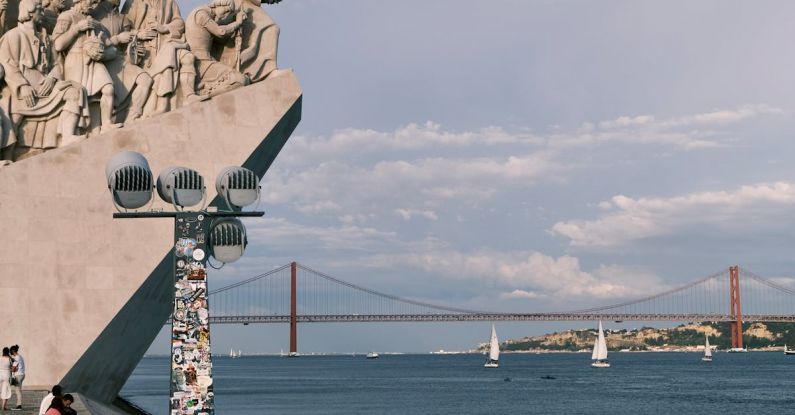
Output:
[{"left": 480, "top": 322, "right": 795, "bottom": 352}]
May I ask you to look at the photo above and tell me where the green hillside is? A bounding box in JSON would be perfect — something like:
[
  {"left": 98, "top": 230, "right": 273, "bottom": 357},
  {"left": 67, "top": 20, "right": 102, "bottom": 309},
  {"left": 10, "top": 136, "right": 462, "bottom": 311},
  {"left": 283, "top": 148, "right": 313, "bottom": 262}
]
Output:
[{"left": 488, "top": 322, "right": 795, "bottom": 352}]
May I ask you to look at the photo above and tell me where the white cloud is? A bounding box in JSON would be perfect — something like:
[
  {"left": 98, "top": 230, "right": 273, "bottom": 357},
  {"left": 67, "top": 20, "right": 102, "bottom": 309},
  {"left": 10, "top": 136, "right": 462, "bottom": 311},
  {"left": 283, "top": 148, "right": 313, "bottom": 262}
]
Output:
[
  {"left": 359, "top": 250, "right": 665, "bottom": 300},
  {"left": 501, "top": 289, "right": 542, "bottom": 300},
  {"left": 266, "top": 105, "right": 780, "bottom": 222},
  {"left": 394, "top": 208, "right": 438, "bottom": 221},
  {"left": 263, "top": 152, "right": 565, "bottom": 219},
  {"left": 245, "top": 217, "right": 399, "bottom": 251},
  {"left": 552, "top": 182, "right": 795, "bottom": 247}
]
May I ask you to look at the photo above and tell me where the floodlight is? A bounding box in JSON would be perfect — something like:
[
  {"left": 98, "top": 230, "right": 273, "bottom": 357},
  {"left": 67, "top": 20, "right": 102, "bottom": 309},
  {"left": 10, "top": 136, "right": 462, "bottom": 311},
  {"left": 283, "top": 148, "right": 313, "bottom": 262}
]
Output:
[
  {"left": 105, "top": 151, "right": 153, "bottom": 210},
  {"left": 157, "top": 166, "right": 205, "bottom": 208},
  {"left": 209, "top": 218, "right": 247, "bottom": 263},
  {"left": 215, "top": 167, "right": 260, "bottom": 210}
]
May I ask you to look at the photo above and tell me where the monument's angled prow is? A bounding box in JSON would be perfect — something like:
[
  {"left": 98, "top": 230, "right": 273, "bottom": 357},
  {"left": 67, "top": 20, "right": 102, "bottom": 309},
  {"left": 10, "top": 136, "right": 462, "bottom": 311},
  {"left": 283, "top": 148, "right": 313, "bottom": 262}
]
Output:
[{"left": 0, "top": 70, "right": 301, "bottom": 406}]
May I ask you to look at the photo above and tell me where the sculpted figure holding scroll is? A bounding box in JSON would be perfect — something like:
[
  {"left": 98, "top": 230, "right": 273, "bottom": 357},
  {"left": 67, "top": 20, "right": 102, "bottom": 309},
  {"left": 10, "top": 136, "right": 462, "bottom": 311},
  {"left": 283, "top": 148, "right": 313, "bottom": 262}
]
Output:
[{"left": 0, "top": 0, "right": 87, "bottom": 160}]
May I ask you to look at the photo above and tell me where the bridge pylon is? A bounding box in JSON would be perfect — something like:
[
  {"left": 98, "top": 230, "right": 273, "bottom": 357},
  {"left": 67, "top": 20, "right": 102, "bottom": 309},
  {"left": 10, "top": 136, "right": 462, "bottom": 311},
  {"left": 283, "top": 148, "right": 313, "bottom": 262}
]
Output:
[
  {"left": 290, "top": 261, "right": 298, "bottom": 355},
  {"left": 729, "top": 265, "right": 743, "bottom": 349}
]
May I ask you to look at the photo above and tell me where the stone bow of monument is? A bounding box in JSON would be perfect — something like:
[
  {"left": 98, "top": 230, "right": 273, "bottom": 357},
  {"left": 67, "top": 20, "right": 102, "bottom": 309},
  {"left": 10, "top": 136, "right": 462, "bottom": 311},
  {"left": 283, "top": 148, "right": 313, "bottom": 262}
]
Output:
[{"left": 0, "top": 0, "right": 300, "bottom": 409}]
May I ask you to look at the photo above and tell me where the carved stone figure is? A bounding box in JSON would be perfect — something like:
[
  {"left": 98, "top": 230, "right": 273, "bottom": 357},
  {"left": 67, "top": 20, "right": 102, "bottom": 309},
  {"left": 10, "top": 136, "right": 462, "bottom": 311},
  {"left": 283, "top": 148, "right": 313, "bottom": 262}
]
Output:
[
  {"left": 53, "top": 0, "right": 122, "bottom": 132},
  {"left": 186, "top": 0, "right": 248, "bottom": 96},
  {"left": 92, "top": 0, "right": 152, "bottom": 121},
  {"left": 216, "top": 0, "right": 278, "bottom": 83},
  {"left": 121, "top": 0, "right": 202, "bottom": 114},
  {"left": 0, "top": 0, "right": 87, "bottom": 161},
  {"left": 41, "top": 0, "right": 69, "bottom": 34},
  {"left": 0, "top": 0, "right": 10, "bottom": 35}
]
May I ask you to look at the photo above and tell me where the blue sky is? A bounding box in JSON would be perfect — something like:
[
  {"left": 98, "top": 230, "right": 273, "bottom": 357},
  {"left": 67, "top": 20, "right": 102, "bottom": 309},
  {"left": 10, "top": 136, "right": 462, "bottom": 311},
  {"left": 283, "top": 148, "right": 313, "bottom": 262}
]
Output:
[{"left": 149, "top": 0, "right": 795, "bottom": 354}]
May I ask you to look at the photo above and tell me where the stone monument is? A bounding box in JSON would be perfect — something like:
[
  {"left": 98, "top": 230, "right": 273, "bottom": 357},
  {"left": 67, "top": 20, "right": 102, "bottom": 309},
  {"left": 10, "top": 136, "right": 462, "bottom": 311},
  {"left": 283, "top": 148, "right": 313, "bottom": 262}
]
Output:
[{"left": 0, "top": 0, "right": 299, "bottom": 411}]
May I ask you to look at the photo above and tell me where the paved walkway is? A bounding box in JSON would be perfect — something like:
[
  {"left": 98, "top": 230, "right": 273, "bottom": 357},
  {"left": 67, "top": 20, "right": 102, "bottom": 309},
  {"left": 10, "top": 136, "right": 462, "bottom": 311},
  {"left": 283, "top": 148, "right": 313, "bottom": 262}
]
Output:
[
  {"left": 1, "top": 389, "right": 47, "bottom": 415},
  {"left": 0, "top": 390, "right": 134, "bottom": 415}
]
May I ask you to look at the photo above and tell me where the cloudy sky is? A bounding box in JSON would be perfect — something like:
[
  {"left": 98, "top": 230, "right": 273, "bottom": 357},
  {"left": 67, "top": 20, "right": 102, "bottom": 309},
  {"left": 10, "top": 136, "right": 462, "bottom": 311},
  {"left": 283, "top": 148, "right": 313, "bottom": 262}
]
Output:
[{"left": 150, "top": 0, "right": 795, "bottom": 354}]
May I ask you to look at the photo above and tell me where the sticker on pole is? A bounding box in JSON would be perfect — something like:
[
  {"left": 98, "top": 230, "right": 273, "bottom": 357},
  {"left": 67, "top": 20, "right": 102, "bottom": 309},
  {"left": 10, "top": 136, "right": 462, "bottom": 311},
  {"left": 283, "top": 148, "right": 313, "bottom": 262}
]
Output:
[{"left": 193, "top": 248, "right": 206, "bottom": 261}]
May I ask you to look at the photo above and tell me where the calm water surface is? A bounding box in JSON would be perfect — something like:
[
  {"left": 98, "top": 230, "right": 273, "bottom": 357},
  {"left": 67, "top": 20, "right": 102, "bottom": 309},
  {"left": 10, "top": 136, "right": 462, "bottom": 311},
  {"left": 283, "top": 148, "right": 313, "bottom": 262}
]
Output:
[{"left": 121, "top": 353, "right": 795, "bottom": 414}]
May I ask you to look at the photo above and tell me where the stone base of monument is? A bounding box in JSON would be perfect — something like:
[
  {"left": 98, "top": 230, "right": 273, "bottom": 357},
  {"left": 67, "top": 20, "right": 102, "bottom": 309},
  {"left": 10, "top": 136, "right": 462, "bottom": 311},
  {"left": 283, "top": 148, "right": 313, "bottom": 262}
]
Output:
[{"left": 0, "top": 70, "right": 302, "bottom": 406}]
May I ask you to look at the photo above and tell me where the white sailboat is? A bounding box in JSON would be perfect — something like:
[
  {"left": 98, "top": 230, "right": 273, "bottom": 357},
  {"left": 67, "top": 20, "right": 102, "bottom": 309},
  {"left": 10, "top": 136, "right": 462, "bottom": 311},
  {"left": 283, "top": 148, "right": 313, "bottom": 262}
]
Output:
[
  {"left": 591, "top": 321, "right": 610, "bottom": 368},
  {"left": 784, "top": 345, "right": 795, "bottom": 355},
  {"left": 484, "top": 324, "right": 500, "bottom": 368},
  {"left": 230, "top": 348, "right": 238, "bottom": 359},
  {"left": 702, "top": 335, "right": 712, "bottom": 362},
  {"left": 366, "top": 351, "right": 380, "bottom": 359}
]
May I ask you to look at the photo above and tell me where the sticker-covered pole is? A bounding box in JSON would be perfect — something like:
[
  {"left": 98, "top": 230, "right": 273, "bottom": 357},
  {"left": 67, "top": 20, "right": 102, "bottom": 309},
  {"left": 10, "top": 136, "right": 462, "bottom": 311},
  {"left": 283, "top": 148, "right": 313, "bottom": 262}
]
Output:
[{"left": 170, "top": 212, "right": 214, "bottom": 414}]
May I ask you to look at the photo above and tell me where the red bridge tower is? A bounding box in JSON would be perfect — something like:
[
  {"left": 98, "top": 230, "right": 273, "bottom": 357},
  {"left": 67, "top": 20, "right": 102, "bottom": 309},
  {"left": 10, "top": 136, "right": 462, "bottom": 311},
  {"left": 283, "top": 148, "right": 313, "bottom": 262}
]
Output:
[{"left": 729, "top": 265, "right": 743, "bottom": 349}]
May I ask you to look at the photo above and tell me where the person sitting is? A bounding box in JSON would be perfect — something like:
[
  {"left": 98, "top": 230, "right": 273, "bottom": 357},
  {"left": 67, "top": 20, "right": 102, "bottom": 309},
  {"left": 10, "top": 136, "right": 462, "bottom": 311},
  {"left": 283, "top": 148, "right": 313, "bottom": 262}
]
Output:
[
  {"left": 44, "top": 397, "right": 64, "bottom": 415},
  {"left": 61, "top": 394, "right": 77, "bottom": 415},
  {"left": 38, "top": 384, "right": 61, "bottom": 415}
]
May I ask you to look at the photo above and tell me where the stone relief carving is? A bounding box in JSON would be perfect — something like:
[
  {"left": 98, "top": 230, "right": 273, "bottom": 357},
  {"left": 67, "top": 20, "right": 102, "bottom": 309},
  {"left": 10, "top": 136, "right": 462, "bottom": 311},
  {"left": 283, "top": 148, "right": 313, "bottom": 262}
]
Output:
[
  {"left": 0, "top": 0, "right": 281, "bottom": 164},
  {"left": 0, "top": 0, "right": 87, "bottom": 161},
  {"left": 92, "top": 0, "right": 152, "bottom": 121},
  {"left": 186, "top": 0, "right": 248, "bottom": 96}
]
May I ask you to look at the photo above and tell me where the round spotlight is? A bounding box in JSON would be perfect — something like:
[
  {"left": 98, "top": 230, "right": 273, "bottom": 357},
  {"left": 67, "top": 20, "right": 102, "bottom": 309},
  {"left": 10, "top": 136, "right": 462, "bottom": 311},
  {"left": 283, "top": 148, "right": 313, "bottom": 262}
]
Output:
[
  {"left": 215, "top": 167, "right": 260, "bottom": 210},
  {"left": 105, "top": 151, "right": 153, "bottom": 210},
  {"left": 157, "top": 166, "right": 205, "bottom": 208},
  {"left": 209, "top": 218, "right": 247, "bottom": 263}
]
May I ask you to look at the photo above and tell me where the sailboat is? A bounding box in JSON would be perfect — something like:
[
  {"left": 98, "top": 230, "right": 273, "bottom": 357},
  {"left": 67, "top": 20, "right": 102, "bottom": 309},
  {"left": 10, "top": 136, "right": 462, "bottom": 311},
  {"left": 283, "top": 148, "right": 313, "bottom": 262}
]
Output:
[
  {"left": 784, "top": 345, "right": 795, "bottom": 355},
  {"left": 591, "top": 321, "right": 610, "bottom": 368},
  {"left": 702, "top": 335, "right": 712, "bottom": 362},
  {"left": 230, "top": 348, "right": 238, "bottom": 359},
  {"left": 484, "top": 324, "right": 500, "bottom": 368}
]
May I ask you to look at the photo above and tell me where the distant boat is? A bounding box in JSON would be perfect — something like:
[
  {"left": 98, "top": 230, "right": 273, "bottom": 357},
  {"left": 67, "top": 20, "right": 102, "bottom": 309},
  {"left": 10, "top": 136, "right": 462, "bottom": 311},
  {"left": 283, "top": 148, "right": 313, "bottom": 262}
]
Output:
[
  {"left": 366, "top": 351, "right": 380, "bottom": 359},
  {"left": 785, "top": 345, "right": 795, "bottom": 355},
  {"left": 230, "top": 348, "right": 239, "bottom": 359},
  {"left": 287, "top": 351, "right": 300, "bottom": 357},
  {"left": 727, "top": 346, "right": 748, "bottom": 353},
  {"left": 484, "top": 324, "right": 500, "bottom": 368},
  {"left": 591, "top": 321, "right": 610, "bottom": 368},
  {"left": 702, "top": 335, "right": 712, "bottom": 362},
  {"left": 280, "top": 349, "right": 285, "bottom": 357}
]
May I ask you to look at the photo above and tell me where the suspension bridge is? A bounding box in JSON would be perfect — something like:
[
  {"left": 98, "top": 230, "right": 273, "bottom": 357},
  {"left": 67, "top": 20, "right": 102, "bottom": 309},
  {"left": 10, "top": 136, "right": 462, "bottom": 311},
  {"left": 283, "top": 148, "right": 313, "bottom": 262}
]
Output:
[{"left": 202, "top": 263, "right": 795, "bottom": 354}]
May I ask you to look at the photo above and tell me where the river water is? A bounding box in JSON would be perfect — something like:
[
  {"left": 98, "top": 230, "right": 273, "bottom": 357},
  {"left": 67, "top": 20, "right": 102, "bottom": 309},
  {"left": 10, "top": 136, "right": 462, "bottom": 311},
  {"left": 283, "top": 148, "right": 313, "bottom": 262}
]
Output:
[{"left": 121, "top": 352, "right": 795, "bottom": 414}]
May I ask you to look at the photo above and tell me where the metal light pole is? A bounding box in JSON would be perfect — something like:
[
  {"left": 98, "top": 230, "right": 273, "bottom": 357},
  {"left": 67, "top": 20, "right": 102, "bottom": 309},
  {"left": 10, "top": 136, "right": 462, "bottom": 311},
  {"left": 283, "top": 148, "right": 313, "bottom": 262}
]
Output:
[{"left": 106, "top": 152, "right": 263, "bottom": 415}]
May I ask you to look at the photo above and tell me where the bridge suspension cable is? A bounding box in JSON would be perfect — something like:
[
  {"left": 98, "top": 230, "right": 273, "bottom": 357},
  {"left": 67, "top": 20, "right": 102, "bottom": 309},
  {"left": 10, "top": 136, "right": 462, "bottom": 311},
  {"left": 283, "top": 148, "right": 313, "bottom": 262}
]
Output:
[{"left": 205, "top": 262, "right": 795, "bottom": 323}]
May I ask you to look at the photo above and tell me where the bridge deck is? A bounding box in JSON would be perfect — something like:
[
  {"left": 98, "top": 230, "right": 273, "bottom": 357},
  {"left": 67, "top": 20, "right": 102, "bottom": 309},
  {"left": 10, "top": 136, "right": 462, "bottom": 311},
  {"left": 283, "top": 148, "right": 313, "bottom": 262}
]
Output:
[{"left": 201, "top": 314, "right": 795, "bottom": 323}]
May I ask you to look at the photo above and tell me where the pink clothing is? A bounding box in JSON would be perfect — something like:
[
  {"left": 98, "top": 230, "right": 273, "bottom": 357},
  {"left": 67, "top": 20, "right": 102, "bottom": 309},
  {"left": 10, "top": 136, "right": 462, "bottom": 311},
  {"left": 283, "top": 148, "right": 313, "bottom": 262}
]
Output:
[{"left": 45, "top": 409, "right": 61, "bottom": 415}]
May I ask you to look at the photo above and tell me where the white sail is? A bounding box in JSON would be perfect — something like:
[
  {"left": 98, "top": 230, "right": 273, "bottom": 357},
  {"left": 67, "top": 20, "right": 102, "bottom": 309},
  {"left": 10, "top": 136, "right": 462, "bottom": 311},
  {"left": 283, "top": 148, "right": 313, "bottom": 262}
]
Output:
[
  {"left": 489, "top": 325, "right": 500, "bottom": 361},
  {"left": 704, "top": 336, "right": 712, "bottom": 358},
  {"left": 595, "top": 321, "right": 608, "bottom": 360},
  {"left": 591, "top": 337, "right": 599, "bottom": 360}
]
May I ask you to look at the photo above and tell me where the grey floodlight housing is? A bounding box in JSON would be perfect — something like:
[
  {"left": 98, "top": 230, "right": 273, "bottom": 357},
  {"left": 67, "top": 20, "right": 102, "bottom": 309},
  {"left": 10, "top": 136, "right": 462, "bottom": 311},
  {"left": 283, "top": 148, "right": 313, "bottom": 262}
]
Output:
[
  {"left": 215, "top": 167, "right": 260, "bottom": 210},
  {"left": 105, "top": 151, "right": 153, "bottom": 210},
  {"left": 209, "top": 218, "right": 247, "bottom": 263},
  {"left": 157, "top": 166, "right": 206, "bottom": 209}
]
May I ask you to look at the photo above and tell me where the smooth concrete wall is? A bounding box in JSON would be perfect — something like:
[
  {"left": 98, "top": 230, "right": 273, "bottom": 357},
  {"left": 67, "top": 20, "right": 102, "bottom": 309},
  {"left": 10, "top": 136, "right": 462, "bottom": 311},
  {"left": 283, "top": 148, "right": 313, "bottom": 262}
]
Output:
[{"left": 0, "top": 71, "right": 302, "bottom": 402}]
